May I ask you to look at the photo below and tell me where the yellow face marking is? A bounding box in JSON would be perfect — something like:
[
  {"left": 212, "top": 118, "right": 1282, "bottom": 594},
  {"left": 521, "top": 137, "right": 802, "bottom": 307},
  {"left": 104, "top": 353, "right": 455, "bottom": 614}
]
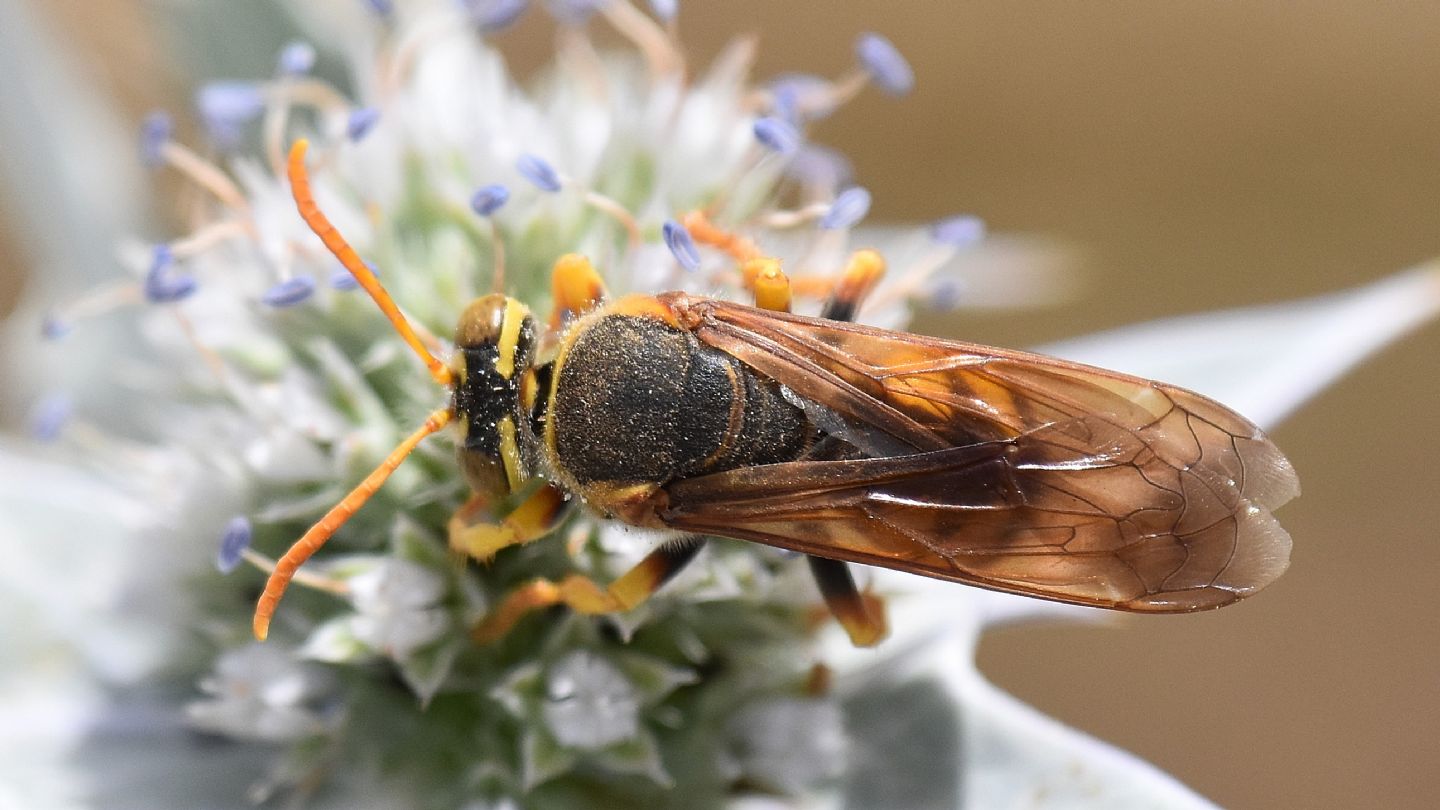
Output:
[
  {"left": 497, "top": 415, "right": 524, "bottom": 494},
  {"left": 495, "top": 297, "right": 529, "bottom": 379}
]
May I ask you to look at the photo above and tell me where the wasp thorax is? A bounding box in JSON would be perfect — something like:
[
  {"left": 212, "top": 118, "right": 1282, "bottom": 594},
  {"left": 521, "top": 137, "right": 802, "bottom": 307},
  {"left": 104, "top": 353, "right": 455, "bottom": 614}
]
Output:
[{"left": 451, "top": 294, "right": 538, "bottom": 500}]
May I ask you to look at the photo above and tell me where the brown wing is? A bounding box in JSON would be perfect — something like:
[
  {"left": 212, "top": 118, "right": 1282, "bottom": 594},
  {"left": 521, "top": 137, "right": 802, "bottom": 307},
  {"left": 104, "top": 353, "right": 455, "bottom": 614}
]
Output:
[{"left": 656, "top": 294, "right": 1299, "bottom": 612}]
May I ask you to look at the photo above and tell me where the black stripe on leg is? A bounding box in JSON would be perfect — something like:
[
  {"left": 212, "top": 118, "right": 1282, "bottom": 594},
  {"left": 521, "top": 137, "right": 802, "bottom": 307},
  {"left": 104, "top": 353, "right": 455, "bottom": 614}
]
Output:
[
  {"left": 648, "top": 534, "right": 708, "bottom": 590},
  {"left": 808, "top": 556, "right": 886, "bottom": 646},
  {"left": 610, "top": 535, "right": 710, "bottom": 610},
  {"left": 819, "top": 297, "right": 859, "bottom": 323}
]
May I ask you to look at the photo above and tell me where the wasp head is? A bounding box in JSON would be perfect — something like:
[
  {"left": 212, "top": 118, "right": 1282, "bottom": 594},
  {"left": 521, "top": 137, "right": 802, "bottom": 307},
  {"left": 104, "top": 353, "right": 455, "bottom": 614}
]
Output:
[{"left": 451, "top": 294, "right": 539, "bottom": 501}]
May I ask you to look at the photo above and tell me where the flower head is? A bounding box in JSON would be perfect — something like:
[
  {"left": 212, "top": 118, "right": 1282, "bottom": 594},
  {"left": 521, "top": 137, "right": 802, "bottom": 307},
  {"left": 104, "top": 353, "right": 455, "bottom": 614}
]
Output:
[{"left": 37, "top": 8, "right": 965, "bottom": 799}]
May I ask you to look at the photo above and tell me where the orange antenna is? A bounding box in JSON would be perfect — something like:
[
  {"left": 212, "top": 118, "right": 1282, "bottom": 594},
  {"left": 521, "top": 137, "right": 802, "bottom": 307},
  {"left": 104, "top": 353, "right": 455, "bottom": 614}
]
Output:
[
  {"left": 287, "top": 139, "right": 453, "bottom": 387},
  {"left": 253, "top": 408, "right": 453, "bottom": 640}
]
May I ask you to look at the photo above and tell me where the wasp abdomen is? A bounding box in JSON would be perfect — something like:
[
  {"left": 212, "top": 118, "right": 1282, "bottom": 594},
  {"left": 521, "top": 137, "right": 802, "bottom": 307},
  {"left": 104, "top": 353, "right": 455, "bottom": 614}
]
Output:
[{"left": 552, "top": 314, "right": 809, "bottom": 486}]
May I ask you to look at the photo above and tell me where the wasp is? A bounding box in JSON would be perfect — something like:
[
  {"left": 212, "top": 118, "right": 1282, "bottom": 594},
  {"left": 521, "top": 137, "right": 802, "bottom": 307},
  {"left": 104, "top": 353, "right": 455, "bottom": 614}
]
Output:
[{"left": 253, "top": 140, "right": 1298, "bottom": 647}]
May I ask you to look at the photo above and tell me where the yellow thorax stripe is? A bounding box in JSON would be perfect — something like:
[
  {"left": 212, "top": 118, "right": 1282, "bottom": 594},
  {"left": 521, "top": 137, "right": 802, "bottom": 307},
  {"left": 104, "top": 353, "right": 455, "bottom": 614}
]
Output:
[
  {"left": 495, "top": 297, "right": 528, "bottom": 379},
  {"left": 497, "top": 415, "right": 524, "bottom": 493}
]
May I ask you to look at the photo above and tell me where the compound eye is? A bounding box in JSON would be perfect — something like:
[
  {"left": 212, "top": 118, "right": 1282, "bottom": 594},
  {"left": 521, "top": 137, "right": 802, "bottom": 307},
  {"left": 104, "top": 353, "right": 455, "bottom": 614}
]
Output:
[
  {"left": 454, "top": 294, "right": 510, "bottom": 350},
  {"left": 459, "top": 449, "right": 515, "bottom": 502}
]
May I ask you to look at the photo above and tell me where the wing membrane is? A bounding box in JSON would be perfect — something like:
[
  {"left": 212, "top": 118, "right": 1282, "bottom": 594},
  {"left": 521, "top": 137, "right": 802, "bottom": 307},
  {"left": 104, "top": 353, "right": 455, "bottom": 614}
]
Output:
[{"left": 658, "top": 296, "right": 1299, "bottom": 611}]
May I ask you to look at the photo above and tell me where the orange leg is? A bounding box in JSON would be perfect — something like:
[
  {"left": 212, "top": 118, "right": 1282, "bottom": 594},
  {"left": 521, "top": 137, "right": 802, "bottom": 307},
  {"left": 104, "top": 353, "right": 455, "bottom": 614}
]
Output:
[
  {"left": 448, "top": 483, "right": 570, "bottom": 560},
  {"left": 548, "top": 253, "right": 607, "bottom": 331},
  {"left": 472, "top": 536, "right": 706, "bottom": 643}
]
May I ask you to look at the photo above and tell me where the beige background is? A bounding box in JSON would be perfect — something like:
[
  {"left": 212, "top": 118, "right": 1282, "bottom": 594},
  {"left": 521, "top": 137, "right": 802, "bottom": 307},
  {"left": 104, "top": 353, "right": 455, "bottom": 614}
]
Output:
[{"left": 5, "top": 2, "right": 1439, "bottom": 808}]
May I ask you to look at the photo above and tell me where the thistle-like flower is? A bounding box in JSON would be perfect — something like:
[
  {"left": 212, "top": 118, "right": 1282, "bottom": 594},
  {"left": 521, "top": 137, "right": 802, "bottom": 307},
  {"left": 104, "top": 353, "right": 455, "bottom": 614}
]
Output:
[{"left": 5, "top": 2, "right": 1440, "bottom": 809}]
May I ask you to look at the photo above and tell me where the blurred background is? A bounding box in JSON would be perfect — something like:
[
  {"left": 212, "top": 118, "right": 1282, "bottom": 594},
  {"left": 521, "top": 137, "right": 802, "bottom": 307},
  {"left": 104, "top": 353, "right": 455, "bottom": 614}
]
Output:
[{"left": 1, "top": 2, "right": 1436, "bottom": 807}]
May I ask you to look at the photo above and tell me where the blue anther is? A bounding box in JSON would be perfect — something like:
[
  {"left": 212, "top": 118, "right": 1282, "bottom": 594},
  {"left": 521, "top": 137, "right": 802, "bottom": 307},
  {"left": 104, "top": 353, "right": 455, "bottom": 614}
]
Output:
[
  {"left": 783, "top": 144, "right": 854, "bottom": 191},
  {"left": 278, "top": 41, "right": 317, "bottom": 76},
  {"left": 648, "top": 0, "right": 677, "bottom": 22},
  {"left": 151, "top": 243, "right": 174, "bottom": 270},
  {"left": 29, "top": 394, "right": 72, "bottom": 443},
  {"left": 771, "top": 84, "right": 801, "bottom": 125},
  {"left": 930, "top": 215, "right": 986, "bottom": 247},
  {"left": 543, "top": 0, "right": 602, "bottom": 25},
  {"left": 516, "top": 153, "right": 563, "bottom": 192},
  {"left": 196, "top": 82, "right": 265, "bottom": 150},
  {"left": 462, "top": 0, "right": 530, "bottom": 31},
  {"left": 347, "top": 107, "right": 381, "bottom": 142},
  {"left": 855, "top": 33, "right": 914, "bottom": 97},
  {"left": 333, "top": 260, "right": 380, "bottom": 289},
  {"left": 139, "top": 111, "right": 173, "bottom": 168},
  {"left": 929, "top": 278, "right": 966, "bottom": 310},
  {"left": 216, "top": 516, "right": 253, "bottom": 574},
  {"left": 753, "top": 116, "right": 801, "bottom": 155},
  {"left": 41, "top": 314, "right": 70, "bottom": 341},
  {"left": 819, "top": 186, "right": 872, "bottom": 230},
  {"left": 769, "top": 73, "right": 836, "bottom": 122},
  {"left": 330, "top": 268, "right": 360, "bottom": 290},
  {"left": 470, "top": 184, "right": 511, "bottom": 216},
  {"left": 262, "top": 277, "right": 317, "bottom": 308},
  {"left": 144, "top": 244, "right": 197, "bottom": 303},
  {"left": 144, "top": 274, "right": 197, "bottom": 304},
  {"left": 662, "top": 219, "right": 701, "bottom": 272}
]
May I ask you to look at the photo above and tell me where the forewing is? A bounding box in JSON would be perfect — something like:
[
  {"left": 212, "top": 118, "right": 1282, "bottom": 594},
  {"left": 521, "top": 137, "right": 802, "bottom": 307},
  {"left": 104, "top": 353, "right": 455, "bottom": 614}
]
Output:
[{"left": 658, "top": 296, "right": 1299, "bottom": 611}]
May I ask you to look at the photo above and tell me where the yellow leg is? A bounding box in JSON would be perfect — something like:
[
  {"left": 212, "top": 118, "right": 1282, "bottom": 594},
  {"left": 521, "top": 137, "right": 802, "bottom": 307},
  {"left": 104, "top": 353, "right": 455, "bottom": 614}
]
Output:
[
  {"left": 808, "top": 556, "right": 888, "bottom": 647},
  {"left": 448, "top": 483, "right": 569, "bottom": 560},
  {"left": 548, "top": 253, "right": 607, "bottom": 331},
  {"left": 819, "top": 249, "right": 886, "bottom": 322},
  {"left": 746, "top": 258, "right": 793, "bottom": 313},
  {"left": 472, "top": 536, "right": 706, "bottom": 643},
  {"left": 755, "top": 250, "right": 888, "bottom": 647}
]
